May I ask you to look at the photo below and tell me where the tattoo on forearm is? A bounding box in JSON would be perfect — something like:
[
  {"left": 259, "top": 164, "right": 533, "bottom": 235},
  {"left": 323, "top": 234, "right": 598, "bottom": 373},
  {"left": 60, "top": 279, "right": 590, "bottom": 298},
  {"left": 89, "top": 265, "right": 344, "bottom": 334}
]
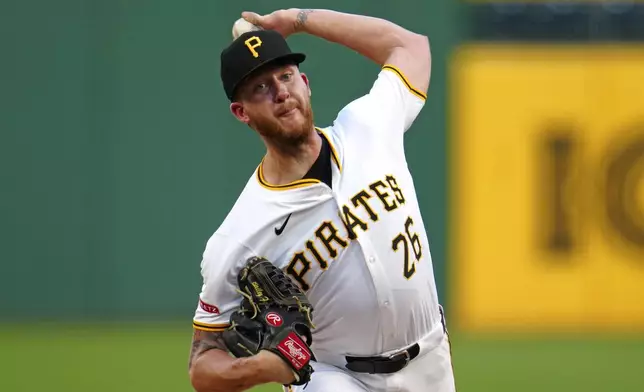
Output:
[
  {"left": 295, "top": 9, "right": 314, "bottom": 29},
  {"left": 189, "top": 330, "right": 226, "bottom": 369}
]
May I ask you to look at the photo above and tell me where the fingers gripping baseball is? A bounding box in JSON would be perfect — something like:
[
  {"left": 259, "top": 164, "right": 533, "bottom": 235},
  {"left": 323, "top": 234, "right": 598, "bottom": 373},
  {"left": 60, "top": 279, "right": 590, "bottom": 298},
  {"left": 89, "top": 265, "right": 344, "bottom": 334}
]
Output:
[{"left": 241, "top": 9, "right": 301, "bottom": 38}]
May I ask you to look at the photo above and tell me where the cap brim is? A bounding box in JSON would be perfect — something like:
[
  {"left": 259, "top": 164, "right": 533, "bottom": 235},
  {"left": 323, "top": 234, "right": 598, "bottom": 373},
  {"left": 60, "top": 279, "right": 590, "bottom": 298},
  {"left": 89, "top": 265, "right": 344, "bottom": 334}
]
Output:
[{"left": 229, "top": 53, "right": 306, "bottom": 101}]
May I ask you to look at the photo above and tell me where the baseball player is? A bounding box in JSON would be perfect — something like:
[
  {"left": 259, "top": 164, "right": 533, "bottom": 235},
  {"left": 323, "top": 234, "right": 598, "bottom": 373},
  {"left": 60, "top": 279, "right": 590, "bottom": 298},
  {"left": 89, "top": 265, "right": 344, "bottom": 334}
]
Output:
[{"left": 189, "top": 8, "right": 456, "bottom": 392}]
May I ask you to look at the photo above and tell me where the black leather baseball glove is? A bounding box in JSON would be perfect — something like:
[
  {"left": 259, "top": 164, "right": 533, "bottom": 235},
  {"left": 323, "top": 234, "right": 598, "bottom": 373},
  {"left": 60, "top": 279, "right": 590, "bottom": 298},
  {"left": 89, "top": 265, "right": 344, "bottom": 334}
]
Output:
[{"left": 222, "top": 256, "right": 316, "bottom": 386}]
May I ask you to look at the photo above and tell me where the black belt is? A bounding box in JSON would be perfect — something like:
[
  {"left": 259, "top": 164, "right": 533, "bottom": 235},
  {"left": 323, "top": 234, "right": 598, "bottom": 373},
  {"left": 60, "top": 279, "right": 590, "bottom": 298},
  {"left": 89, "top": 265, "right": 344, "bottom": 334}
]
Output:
[
  {"left": 345, "top": 343, "right": 420, "bottom": 374},
  {"left": 344, "top": 306, "right": 447, "bottom": 374}
]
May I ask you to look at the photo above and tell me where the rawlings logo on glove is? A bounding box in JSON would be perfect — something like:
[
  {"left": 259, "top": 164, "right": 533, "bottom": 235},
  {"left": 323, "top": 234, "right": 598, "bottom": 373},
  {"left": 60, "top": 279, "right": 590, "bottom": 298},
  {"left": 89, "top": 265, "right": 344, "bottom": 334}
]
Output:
[
  {"left": 277, "top": 332, "right": 311, "bottom": 369},
  {"left": 222, "top": 256, "right": 316, "bottom": 386}
]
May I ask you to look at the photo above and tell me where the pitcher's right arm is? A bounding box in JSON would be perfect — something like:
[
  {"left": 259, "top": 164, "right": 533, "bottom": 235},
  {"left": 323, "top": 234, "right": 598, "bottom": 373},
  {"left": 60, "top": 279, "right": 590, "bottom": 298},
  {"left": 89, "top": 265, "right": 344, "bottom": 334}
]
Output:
[
  {"left": 189, "top": 329, "right": 293, "bottom": 392},
  {"left": 188, "top": 233, "right": 294, "bottom": 392}
]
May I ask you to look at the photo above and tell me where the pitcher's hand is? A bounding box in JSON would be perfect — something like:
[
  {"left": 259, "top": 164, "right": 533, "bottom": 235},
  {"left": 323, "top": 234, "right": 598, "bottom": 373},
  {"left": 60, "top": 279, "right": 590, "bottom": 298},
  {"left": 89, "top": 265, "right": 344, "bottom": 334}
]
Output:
[{"left": 241, "top": 9, "right": 306, "bottom": 38}]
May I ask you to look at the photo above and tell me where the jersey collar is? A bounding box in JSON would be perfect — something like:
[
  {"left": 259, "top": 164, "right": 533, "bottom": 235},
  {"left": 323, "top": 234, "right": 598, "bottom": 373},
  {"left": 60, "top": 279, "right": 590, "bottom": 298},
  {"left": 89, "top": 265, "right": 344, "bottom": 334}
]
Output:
[{"left": 256, "top": 128, "right": 341, "bottom": 191}]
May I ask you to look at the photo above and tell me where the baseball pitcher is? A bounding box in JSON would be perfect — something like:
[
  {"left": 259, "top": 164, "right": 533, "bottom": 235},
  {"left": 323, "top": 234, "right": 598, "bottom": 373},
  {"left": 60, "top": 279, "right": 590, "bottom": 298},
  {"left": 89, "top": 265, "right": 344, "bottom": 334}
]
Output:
[{"left": 188, "top": 8, "right": 456, "bottom": 392}]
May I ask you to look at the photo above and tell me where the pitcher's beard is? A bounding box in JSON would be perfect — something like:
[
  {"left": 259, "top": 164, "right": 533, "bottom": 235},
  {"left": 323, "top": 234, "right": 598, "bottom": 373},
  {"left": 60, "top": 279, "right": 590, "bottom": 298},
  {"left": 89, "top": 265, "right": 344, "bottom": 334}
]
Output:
[{"left": 253, "top": 106, "right": 315, "bottom": 153}]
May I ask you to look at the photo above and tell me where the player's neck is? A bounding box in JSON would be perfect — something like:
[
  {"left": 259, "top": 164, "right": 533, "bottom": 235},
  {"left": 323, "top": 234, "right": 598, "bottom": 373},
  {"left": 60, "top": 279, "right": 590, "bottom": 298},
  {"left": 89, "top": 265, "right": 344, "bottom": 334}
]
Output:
[{"left": 262, "top": 129, "right": 322, "bottom": 186}]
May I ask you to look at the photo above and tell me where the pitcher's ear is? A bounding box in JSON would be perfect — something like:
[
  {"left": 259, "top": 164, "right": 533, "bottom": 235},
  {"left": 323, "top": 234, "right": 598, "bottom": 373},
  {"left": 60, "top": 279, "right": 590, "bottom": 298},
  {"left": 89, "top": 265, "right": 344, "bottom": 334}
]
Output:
[
  {"left": 300, "top": 73, "right": 311, "bottom": 96},
  {"left": 230, "top": 102, "right": 250, "bottom": 124}
]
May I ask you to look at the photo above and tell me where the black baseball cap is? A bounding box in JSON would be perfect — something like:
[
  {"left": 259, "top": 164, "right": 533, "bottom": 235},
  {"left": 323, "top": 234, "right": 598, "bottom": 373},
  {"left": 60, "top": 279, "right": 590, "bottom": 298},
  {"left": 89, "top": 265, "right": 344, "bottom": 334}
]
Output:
[{"left": 220, "top": 29, "right": 306, "bottom": 101}]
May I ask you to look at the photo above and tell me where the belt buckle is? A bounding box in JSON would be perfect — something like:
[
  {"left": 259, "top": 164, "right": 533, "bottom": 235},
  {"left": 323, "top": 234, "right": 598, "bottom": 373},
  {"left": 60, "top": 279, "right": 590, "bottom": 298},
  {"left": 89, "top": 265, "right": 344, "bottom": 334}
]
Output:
[{"left": 387, "top": 349, "right": 411, "bottom": 367}]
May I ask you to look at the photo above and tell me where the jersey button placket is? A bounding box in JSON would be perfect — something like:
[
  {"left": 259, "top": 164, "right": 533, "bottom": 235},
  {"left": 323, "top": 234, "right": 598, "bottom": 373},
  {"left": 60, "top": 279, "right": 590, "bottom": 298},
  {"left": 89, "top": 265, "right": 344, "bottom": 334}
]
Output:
[{"left": 356, "top": 236, "right": 396, "bottom": 336}]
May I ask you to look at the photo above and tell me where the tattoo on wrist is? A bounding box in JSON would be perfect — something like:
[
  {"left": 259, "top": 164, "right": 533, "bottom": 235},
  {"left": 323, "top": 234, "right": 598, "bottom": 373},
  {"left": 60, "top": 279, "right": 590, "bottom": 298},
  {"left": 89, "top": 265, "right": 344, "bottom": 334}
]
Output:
[{"left": 295, "top": 9, "right": 314, "bottom": 29}]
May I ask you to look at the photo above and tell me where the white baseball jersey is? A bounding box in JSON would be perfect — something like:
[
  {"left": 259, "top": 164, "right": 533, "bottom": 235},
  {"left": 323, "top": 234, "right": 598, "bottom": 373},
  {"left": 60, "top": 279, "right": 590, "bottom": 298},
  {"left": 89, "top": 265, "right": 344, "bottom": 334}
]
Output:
[{"left": 193, "top": 65, "right": 444, "bottom": 360}]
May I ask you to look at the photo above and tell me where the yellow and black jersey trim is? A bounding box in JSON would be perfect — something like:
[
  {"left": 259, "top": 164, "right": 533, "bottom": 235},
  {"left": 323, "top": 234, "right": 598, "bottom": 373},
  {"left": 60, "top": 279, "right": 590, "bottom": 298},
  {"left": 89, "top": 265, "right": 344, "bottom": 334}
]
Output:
[
  {"left": 257, "top": 160, "right": 321, "bottom": 191},
  {"left": 382, "top": 64, "right": 427, "bottom": 101},
  {"left": 316, "top": 127, "right": 342, "bottom": 172},
  {"left": 192, "top": 321, "right": 230, "bottom": 332},
  {"left": 256, "top": 127, "right": 342, "bottom": 191}
]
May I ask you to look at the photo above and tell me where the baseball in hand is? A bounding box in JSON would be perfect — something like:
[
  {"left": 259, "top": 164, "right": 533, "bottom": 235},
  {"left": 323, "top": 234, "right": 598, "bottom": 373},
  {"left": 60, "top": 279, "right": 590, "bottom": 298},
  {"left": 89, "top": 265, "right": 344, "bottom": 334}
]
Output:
[{"left": 232, "top": 18, "right": 263, "bottom": 40}]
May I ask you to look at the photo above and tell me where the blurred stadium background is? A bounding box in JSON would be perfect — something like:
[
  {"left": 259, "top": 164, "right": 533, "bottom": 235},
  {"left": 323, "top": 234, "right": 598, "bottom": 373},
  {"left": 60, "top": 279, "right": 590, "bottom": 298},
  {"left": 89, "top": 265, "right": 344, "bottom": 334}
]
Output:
[{"left": 2, "top": 1, "right": 643, "bottom": 391}]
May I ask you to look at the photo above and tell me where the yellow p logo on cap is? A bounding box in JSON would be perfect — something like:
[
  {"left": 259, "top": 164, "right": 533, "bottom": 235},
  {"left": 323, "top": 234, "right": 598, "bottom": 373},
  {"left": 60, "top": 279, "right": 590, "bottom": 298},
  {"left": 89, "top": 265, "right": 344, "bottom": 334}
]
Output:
[{"left": 244, "top": 36, "right": 262, "bottom": 58}]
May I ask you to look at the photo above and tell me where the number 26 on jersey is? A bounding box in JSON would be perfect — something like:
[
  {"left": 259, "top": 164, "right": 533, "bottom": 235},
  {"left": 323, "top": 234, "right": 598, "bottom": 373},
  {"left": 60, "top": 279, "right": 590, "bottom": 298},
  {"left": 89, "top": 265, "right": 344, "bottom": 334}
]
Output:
[{"left": 392, "top": 216, "right": 423, "bottom": 279}]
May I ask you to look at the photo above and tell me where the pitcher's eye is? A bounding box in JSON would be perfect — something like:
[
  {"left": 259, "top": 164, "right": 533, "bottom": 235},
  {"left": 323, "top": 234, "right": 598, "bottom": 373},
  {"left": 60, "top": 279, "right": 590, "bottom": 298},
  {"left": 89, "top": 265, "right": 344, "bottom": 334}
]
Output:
[
  {"left": 281, "top": 72, "right": 293, "bottom": 81},
  {"left": 254, "top": 83, "right": 268, "bottom": 93}
]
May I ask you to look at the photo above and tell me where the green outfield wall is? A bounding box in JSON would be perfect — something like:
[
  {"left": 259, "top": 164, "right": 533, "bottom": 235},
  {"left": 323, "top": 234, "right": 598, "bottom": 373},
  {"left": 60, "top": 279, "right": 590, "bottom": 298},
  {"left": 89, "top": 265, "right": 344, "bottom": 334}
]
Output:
[{"left": 1, "top": 1, "right": 460, "bottom": 320}]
